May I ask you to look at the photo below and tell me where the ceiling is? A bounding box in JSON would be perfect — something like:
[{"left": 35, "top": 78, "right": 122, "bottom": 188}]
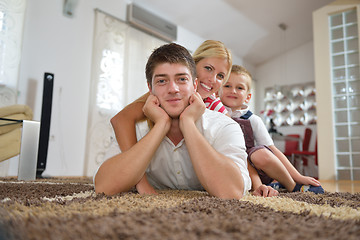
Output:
[{"left": 132, "top": 0, "right": 334, "bottom": 67}]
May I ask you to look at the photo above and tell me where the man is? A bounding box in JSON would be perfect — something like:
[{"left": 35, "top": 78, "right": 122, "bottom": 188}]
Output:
[{"left": 94, "top": 43, "right": 251, "bottom": 199}]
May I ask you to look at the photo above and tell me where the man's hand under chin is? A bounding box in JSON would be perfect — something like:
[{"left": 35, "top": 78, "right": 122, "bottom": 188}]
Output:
[
  {"left": 180, "top": 92, "right": 206, "bottom": 127},
  {"left": 143, "top": 94, "right": 171, "bottom": 128}
]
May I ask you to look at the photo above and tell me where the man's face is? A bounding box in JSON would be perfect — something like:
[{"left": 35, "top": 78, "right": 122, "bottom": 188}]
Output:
[{"left": 149, "top": 63, "right": 197, "bottom": 118}]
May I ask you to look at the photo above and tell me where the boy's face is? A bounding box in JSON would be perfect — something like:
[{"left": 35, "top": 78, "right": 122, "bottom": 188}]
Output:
[
  {"left": 220, "top": 73, "right": 251, "bottom": 110},
  {"left": 149, "top": 62, "right": 197, "bottom": 118}
]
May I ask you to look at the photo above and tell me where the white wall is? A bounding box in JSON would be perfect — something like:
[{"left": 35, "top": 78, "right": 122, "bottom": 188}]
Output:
[
  {"left": 14, "top": 0, "right": 101, "bottom": 176},
  {"left": 254, "top": 41, "right": 315, "bottom": 115},
  {"left": 254, "top": 41, "right": 317, "bottom": 152},
  {"left": 10, "top": 0, "right": 315, "bottom": 177},
  {"left": 10, "top": 0, "right": 245, "bottom": 176}
]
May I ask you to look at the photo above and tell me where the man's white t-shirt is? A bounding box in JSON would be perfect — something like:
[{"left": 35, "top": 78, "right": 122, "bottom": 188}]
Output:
[{"left": 101, "top": 109, "right": 251, "bottom": 194}]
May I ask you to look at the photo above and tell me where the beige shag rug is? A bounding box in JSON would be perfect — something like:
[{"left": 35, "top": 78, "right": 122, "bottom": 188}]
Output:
[{"left": 0, "top": 177, "right": 359, "bottom": 240}]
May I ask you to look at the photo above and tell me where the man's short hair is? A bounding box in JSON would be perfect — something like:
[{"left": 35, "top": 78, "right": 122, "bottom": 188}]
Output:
[{"left": 146, "top": 43, "right": 197, "bottom": 87}]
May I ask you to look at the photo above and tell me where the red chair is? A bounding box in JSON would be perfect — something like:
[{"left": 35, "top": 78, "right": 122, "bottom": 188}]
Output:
[
  {"left": 302, "top": 128, "right": 312, "bottom": 152},
  {"left": 283, "top": 128, "right": 312, "bottom": 163},
  {"left": 292, "top": 136, "right": 318, "bottom": 176},
  {"left": 283, "top": 134, "right": 300, "bottom": 158}
]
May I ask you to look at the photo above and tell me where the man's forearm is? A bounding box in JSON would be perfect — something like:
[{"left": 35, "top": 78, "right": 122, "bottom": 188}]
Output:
[
  {"left": 94, "top": 121, "right": 168, "bottom": 195},
  {"left": 181, "top": 120, "right": 245, "bottom": 199}
]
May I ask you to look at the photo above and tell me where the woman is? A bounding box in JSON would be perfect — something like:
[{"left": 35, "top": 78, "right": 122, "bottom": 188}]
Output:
[{"left": 110, "top": 40, "right": 232, "bottom": 194}]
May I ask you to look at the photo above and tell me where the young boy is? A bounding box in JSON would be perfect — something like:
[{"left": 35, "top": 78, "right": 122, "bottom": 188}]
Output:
[
  {"left": 219, "top": 65, "right": 324, "bottom": 196},
  {"left": 94, "top": 44, "right": 251, "bottom": 199}
]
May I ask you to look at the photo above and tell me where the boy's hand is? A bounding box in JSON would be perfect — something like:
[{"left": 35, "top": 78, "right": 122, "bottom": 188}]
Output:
[
  {"left": 296, "top": 175, "right": 321, "bottom": 187},
  {"left": 252, "top": 184, "right": 279, "bottom": 197},
  {"left": 143, "top": 94, "right": 171, "bottom": 127},
  {"left": 179, "top": 92, "right": 205, "bottom": 126}
]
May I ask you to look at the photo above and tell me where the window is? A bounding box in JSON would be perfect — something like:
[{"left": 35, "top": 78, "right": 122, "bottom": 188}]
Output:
[
  {"left": 0, "top": 0, "right": 26, "bottom": 91},
  {"left": 84, "top": 10, "right": 167, "bottom": 176},
  {"left": 330, "top": 8, "right": 360, "bottom": 180},
  {"left": 0, "top": 11, "right": 5, "bottom": 31}
]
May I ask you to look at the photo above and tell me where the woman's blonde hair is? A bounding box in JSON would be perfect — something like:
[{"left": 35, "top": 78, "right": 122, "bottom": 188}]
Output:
[{"left": 193, "top": 40, "right": 232, "bottom": 83}]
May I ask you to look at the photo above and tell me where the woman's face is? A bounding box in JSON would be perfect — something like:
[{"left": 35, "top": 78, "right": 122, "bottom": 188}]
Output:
[{"left": 195, "top": 57, "right": 229, "bottom": 99}]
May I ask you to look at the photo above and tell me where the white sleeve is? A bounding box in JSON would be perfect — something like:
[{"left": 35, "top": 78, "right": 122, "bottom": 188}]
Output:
[{"left": 250, "top": 115, "right": 274, "bottom": 146}]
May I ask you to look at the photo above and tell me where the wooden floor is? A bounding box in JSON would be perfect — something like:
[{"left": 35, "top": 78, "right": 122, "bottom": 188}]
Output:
[{"left": 320, "top": 180, "right": 360, "bottom": 193}]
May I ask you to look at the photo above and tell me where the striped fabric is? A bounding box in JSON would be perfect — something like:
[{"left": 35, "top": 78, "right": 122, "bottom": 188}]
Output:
[{"left": 203, "top": 95, "right": 227, "bottom": 114}]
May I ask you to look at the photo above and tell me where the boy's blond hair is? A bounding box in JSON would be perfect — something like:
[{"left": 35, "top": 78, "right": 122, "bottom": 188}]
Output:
[{"left": 229, "top": 65, "right": 252, "bottom": 91}]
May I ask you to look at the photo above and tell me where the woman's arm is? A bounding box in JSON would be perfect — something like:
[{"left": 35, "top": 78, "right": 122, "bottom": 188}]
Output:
[{"left": 110, "top": 92, "right": 149, "bottom": 152}]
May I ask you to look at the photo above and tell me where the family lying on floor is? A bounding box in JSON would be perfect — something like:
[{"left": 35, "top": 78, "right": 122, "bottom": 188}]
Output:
[{"left": 94, "top": 40, "right": 324, "bottom": 199}]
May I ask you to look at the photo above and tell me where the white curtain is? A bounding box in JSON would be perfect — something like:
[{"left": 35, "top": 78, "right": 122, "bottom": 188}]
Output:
[
  {"left": 0, "top": 0, "right": 26, "bottom": 177},
  {"left": 0, "top": 0, "right": 26, "bottom": 104},
  {"left": 84, "top": 10, "right": 166, "bottom": 177}
]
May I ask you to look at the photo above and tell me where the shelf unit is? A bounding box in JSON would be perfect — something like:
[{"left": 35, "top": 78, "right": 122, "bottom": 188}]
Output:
[{"left": 263, "top": 82, "right": 317, "bottom": 128}]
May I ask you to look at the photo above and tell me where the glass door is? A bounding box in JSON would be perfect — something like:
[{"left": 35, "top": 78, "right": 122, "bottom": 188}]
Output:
[{"left": 329, "top": 9, "right": 360, "bottom": 180}]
